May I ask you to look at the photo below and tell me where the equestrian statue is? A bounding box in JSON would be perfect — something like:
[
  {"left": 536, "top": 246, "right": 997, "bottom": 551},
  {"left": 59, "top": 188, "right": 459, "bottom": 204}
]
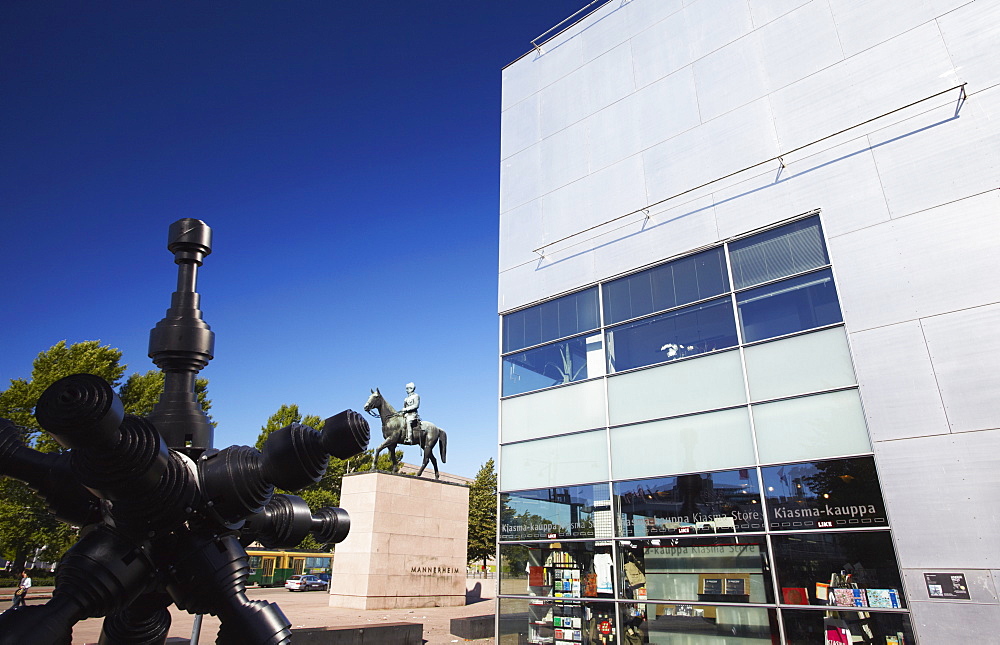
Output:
[{"left": 364, "top": 384, "right": 448, "bottom": 479}]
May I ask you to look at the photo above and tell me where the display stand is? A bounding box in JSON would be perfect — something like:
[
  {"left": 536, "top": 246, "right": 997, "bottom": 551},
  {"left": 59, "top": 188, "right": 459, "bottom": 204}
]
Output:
[{"left": 328, "top": 471, "right": 469, "bottom": 609}]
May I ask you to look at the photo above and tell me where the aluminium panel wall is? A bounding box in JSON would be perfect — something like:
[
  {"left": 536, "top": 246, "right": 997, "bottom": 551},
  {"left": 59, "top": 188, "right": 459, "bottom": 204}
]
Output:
[{"left": 499, "top": 0, "right": 1000, "bottom": 640}]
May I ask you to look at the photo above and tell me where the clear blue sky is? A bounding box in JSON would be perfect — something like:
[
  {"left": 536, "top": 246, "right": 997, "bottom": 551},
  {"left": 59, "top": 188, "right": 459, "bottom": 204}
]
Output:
[{"left": 1, "top": 1, "right": 589, "bottom": 478}]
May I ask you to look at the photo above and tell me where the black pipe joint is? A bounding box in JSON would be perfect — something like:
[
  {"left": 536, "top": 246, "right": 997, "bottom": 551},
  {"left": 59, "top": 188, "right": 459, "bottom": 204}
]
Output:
[
  {"left": 241, "top": 494, "right": 314, "bottom": 549},
  {"left": 198, "top": 446, "right": 274, "bottom": 529},
  {"left": 0, "top": 419, "right": 102, "bottom": 527},
  {"left": 320, "top": 409, "right": 370, "bottom": 459},
  {"left": 35, "top": 373, "right": 124, "bottom": 449},
  {"left": 53, "top": 524, "right": 156, "bottom": 620}
]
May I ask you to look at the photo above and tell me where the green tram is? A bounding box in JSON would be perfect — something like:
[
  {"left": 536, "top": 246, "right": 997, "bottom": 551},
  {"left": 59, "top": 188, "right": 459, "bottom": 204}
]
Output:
[{"left": 246, "top": 549, "right": 333, "bottom": 588}]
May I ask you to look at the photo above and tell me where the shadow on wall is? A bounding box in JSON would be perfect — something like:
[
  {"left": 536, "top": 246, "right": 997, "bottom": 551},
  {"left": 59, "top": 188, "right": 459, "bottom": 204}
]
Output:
[
  {"left": 466, "top": 579, "right": 497, "bottom": 605},
  {"left": 532, "top": 112, "right": 961, "bottom": 272}
]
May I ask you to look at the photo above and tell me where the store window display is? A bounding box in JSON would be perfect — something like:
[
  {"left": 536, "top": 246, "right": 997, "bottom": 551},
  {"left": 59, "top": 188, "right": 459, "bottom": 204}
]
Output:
[
  {"left": 500, "top": 542, "right": 615, "bottom": 599},
  {"left": 498, "top": 597, "right": 618, "bottom": 645},
  {"left": 781, "top": 609, "right": 914, "bottom": 644},
  {"left": 617, "top": 537, "right": 773, "bottom": 604},
  {"left": 622, "top": 603, "right": 778, "bottom": 644},
  {"left": 772, "top": 531, "right": 905, "bottom": 609}
]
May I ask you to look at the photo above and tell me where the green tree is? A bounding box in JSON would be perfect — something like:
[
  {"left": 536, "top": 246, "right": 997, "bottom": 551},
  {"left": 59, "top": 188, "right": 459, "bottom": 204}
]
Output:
[
  {"left": 467, "top": 458, "right": 497, "bottom": 570},
  {"left": 254, "top": 404, "right": 320, "bottom": 450},
  {"left": 0, "top": 341, "right": 217, "bottom": 571},
  {"left": 0, "top": 340, "right": 126, "bottom": 448},
  {"left": 0, "top": 340, "right": 126, "bottom": 571},
  {"left": 254, "top": 405, "right": 332, "bottom": 550},
  {"left": 119, "top": 369, "right": 214, "bottom": 423},
  {"left": 253, "top": 404, "right": 399, "bottom": 550}
]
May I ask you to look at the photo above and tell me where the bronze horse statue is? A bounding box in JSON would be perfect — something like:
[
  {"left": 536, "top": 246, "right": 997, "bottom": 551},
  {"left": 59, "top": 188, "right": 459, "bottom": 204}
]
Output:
[{"left": 364, "top": 388, "right": 448, "bottom": 479}]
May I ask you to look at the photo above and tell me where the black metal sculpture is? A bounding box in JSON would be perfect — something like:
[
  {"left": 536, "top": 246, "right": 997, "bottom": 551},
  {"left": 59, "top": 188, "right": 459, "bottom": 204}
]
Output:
[{"left": 0, "top": 219, "right": 370, "bottom": 644}]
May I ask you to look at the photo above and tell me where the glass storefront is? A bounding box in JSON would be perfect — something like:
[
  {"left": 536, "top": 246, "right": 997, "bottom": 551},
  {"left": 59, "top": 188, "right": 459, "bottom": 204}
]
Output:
[
  {"left": 615, "top": 469, "right": 764, "bottom": 536},
  {"left": 498, "top": 216, "right": 913, "bottom": 644},
  {"left": 497, "top": 482, "right": 913, "bottom": 644},
  {"left": 761, "top": 457, "right": 889, "bottom": 531},
  {"left": 501, "top": 483, "right": 613, "bottom": 541},
  {"left": 499, "top": 597, "right": 620, "bottom": 645}
]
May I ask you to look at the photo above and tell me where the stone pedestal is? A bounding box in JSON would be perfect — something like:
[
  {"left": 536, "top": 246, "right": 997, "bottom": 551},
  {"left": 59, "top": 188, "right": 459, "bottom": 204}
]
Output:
[{"left": 329, "top": 471, "right": 470, "bottom": 610}]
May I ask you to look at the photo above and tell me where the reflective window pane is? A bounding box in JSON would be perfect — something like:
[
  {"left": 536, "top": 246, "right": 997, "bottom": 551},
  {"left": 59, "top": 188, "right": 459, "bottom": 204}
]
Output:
[
  {"left": 503, "top": 334, "right": 603, "bottom": 396},
  {"left": 499, "top": 542, "right": 615, "bottom": 598},
  {"left": 500, "top": 431, "right": 609, "bottom": 491},
  {"left": 603, "top": 248, "right": 729, "bottom": 325},
  {"left": 762, "top": 457, "right": 889, "bottom": 531},
  {"left": 782, "top": 609, "right": 914, "bottom": 645},
  {"left": 625, "top": 603, "right": 777, "bottom": 643},
  {"left": 499, "top": 598, "right": 618, "bottom": 645},
  {"left": 610, "top": 408, "right": 755, "bottom": 481},
  {"left": 618, "top": 536, "right": 774, "bottom": 604},
  {"left": 607, "top": 350, "right": 746, "bottom": 427},
  {"left": 752, "top": 389, "right": 871, "bottom": 464},
  {"left": 500, "top": 483, "right": 613, "bottom": 541},
  {"left": 503, "top": 287, "right": 599, "bottom": 353},
  {"left": 737, "top": 268, "right": 843, "bottom": 343},
  {"left": 730, "top": 216, "right": 828, "bottom": 289},
  {"left": 607, "top": 298, "right": 738, "bottom": 373},
  {"left": 615, "top": 469, "right": 764, "bottom": 537},
  {"left": 744, "top": 327, "right": 856, "bottom": 402},
  {"left": 772, "top": 531, "right": 906, "bottom": 608},
  {"left": 501, "top": 379, "right": 606, "bottom": 443}
]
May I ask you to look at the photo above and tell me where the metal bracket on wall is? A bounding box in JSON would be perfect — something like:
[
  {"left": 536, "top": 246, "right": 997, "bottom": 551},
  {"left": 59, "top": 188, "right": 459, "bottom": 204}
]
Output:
[
  {"left": 530, "top": 0, "right": 613, "bottom": 55},
  {"left": 527, "top": 83, "right": 968, "bottom": 262}
]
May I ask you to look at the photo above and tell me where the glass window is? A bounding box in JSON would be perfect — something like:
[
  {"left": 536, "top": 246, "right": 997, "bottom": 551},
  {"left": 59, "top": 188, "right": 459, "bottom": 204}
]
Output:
[
  {"left": 500, "top": 483, "right": 613, "bottom": 541},
  {"left": 761, "top": 457, "right": 889, "bottom": 531},
  {"left": 771, "top": 531, "right": 906, "bottom": 609},
  {"left": 500, "top": 430, "right": 609, "bottom": 491},
  {"left": 603, "top": 248, "right": 729, "bottom": 325},
  {"left": 606, "top": 298, "right": 738, "bottom": 373},
  {"left": 752, "top": 389, "right": 871, "bottom": 464},
  {"left": 615, "top": 469, "right": 764, "bottom": 537},
  {"left": 607, "top": 349, "right": 746, "bottom": 427},
  {"left": 498, "top": 597, "right": 619, "bottom": 645},
  {"left": 626, "top": 604, "right": 777, "bottom": 644},
  {"left": 744, "top": 326, "right": 856, "bottom": 402},
  {"left": 737, "top": 268, "right": 843, "bottom": 343},
  {"left": 782, "top": 609, "right": 913, "bottom": 645},
  {"left": 503, "top": 288, "right": 599, "bottom": 353},
  {"left": 502, "top": 334, "right": 603, "bottom": 396},
  {"left": 618, "top": 536, "right": 773, "bottom": 604},
  {"left": 501, "top": 378, "right": 606, "bottom": 443},
  {"left": 729, "top": 216, "right": 829, "bottom": 290},
  {"left": 610, "top": 408, "right": 755, "bottom": 481},
  {"left": 499, "top": 542, "right": 615, "bottom": 598}
]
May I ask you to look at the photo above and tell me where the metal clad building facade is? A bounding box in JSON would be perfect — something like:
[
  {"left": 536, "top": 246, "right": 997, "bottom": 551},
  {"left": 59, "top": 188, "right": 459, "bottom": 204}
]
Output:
[{"left": 496, "top": 1, "right": 1000, "bottom": 643}]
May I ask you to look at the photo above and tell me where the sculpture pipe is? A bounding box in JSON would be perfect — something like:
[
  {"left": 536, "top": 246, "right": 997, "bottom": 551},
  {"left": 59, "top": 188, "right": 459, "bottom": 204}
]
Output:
[
  {"left": 0, "top": 219, "right": 370, "bottom": 645},
  {"left": 147, "top": 218, "right": 215, "bottom": 457},
  {"left": 0, "top": 419, "right": 101, "bottom": 527}
]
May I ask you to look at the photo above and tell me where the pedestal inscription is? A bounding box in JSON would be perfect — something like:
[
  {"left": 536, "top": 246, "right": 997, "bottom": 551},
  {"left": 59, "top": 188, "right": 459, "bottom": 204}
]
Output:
[{"left": 329, "top": 471, "right": 470, "bottom": 610}]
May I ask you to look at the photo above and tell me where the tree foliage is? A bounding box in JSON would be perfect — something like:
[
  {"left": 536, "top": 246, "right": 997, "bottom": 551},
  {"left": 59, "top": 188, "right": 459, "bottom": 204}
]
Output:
[
  {"left": 467, "top": 458, "right": 497, "bottom": 568},
  {"left": 253, "top": 404, "right": 399, "bottom": 551},
  {"left": 0, "top": 341, "right": 127, "bottom": 569},
  {"left": 119, "top": 370, "right": 213, "bottom": 423},
  {"left": 254, "top": 404, "right": 319, "bottom": 451},
  {"left": 0, "top": 340, "right": 215, "bottom": 570},
  {"left": 0, "top": 341, "right": 126, "bottom": 446}
]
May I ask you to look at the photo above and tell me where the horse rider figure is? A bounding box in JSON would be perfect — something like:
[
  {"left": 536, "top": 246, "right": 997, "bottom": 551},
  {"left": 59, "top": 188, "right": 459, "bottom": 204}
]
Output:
[{"left": 401, "top": 382, "right": 421, "bottom": 445}]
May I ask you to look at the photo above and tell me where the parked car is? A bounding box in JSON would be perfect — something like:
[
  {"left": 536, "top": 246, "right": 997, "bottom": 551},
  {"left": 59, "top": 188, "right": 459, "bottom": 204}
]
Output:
[{"left": 284, "top": 574, "right": 327, "bottom": 592}]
